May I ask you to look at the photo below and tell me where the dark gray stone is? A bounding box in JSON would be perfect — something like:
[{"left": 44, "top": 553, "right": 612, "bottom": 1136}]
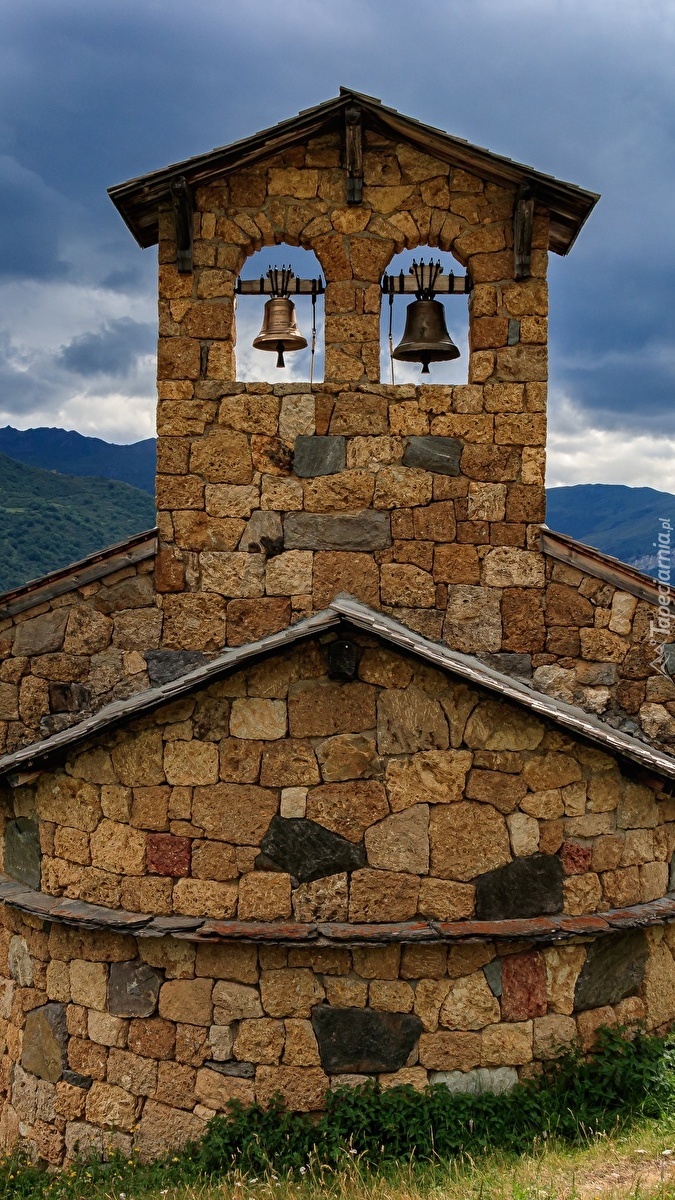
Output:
[
  {"left": 483, "top": 959, "right": 503, "bottom": 997},
  {"left": 507, "top": 319, "right": 521, "bottom": 346},
  {"left": 293, "top": 435, "right": 346, "bottom": 478},
  {"left": 574, "top": 931, "right": 648, "bottom": 1012},
  {"left": 108, "top": 962, "right": 162, "bottom": 1018},
  {"left": 146, "top": 650, "right": 209, "bottom": 687},
  {"left": 63, "top": 1070, "right": 93, "bottom": 1090},
  {"left": 204, "top": 1060, "right": 255, "bottom": 1078},
  {"left": 402, "top": 436, "right": 462, "bottom": 476},
  {"left": 21, "top": 1003, "right": 67, "bottom": 1083},
  {"left": 13, "top": 608, "right": 69, "bottom": 656},
  {"left": 238, "top": 510, "right": 284, "bottom": 555},
  {"left": 475, "top": 855, "right": 564, "bottom": 921},
  {"left": 476, "top": 652, "right": 532, "bottom": 681},
  {"left": 260, "top": 816, "right": 366, "bottom": 884},
  {"left": 311, "top": 1006, "right": 422, "bottom": 1074},
  {"left": 284, "top": 511, "right": 391, "bottom": 552},
  {"left": 5, "top": 818, "right": 41, "bottom": 890}
]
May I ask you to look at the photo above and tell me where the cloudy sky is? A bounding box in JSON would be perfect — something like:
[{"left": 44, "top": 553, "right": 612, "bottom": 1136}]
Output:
[{"left": 1, "top": 0, "right": 674, "bottom": 489}]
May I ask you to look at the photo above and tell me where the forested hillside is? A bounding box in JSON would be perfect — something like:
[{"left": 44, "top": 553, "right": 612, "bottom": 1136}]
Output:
[{"left": 0, "top": 453, "right": 155, "bottom": 592}]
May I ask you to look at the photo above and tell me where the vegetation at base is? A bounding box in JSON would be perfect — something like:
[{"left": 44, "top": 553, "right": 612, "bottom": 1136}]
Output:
[
  {"left": 1, "top": 1029, "right": 674, "bottom": 1200},
  {"left": 0, "top": 452, "right": 155, "bottom": 592}
]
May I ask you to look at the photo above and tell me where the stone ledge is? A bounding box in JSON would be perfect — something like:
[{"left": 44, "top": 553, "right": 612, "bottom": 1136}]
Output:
[{"left": 2, "top": 874, "right": 675, "bottom": 945}]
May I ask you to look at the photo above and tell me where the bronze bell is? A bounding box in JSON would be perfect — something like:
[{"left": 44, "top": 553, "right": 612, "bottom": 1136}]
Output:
[
  {"left": 253, "top": 296, "right": 307, "bottom": 368},
  {"left": 393, "top": 298, "right": 460, "bottom": 374}
]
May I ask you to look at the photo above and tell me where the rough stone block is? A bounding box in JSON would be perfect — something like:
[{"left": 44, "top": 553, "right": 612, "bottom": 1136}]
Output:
[
  {"left": 377, "top": 685, "right": 449, "bottom": 754},
  {"left": 402, "top": 436, "right": 462, "bottom": 475},
  {"left": 284, "top": 511, "right": 391, "bottom": 552},
  {"left": 13, "top": 608, "right": 69, "bottom": 656},
  {"left": 108, "top": 962, "right": 162, "bottom": 1018},
  {"left": 365, "top": 805, "right": 429, "bottom": 874},
  {"left": 5, "top": 817, "right": 41, "bottom": 889},
  {"left": 430, "top": 1066, "right": 518, "bottom": 1094},
  {"left": 475, "top": 854, "right": 563, "bottom": 919},
  {"left": 430, "top": 802, "right": 510, "bottom": 881},
  {"left": 573, "top": 930, "right": 648, "bottom": 1012},
  {"left": 305, "top": 780, "right": 388, "bottom": 842},
  {"left": 501, "top": 951, "right": 547, "bottom": 1021},
  {"left": 260, "top": 815, "right": 366, "bottom": 883},
  {"left": 311, "top": 1006, "right": 422, "bottom": 1073},
  {"left": 21, "top": 1003, "right": 67, "bottom": 1083},
  {"left": 293, "top": 435, "right": 346, "bottom": 477}
]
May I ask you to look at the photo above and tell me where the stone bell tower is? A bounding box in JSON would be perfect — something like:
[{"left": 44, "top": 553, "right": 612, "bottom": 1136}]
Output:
[{"left": 109, "top": 87, "right": 597, "bottom": 658}]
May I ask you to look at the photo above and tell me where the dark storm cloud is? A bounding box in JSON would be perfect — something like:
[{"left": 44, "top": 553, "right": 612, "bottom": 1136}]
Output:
[
  {"left": 0, "top": 0, "right": 673, "bottom": 450},
  {"left": 0, "top": 156, "right": 73, "bottom": 280},
  {"left": 58, "top": 318, "right": 155, "bottom": 378}
]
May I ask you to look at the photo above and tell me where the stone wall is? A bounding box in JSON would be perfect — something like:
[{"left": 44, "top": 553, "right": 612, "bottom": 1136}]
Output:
[
  {"left": 1, "top": 903, "right": 674, "bottom": 1164},
  {"left": 3, "top": 636, "right": 674, "bottom": 923},
  {"left": 2, "top": 518, "right": 675, "bottom": 762},
  {"left": 154, "top": 129, "right": 550, "bottom": 629},
  {"left": 0, "top": 557, "right": 156, "bottom": 757}
]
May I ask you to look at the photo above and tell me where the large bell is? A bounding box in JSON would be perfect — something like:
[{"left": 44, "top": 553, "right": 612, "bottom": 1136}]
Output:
[
  {"left": 392, "top": 298, "right": 460, "bottom": 374},
  {"left": 253, "top": 297, "right": 307, "bottom": 368}
]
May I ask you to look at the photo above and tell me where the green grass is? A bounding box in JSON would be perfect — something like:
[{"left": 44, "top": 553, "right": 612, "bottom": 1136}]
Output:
[{"left": 0, "top": 451, "right": 155, "bottom": 592}]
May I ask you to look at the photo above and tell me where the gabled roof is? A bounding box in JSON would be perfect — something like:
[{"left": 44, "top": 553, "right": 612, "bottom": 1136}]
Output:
[
  {"left": 1, "top": 595, "right": 672, "bottom": 783},
  {"left": 108, "top": 87, "right": 599, "bottom": 256},
  {"left": 0, "top": 528, "right": 158, "bottom": 620}
]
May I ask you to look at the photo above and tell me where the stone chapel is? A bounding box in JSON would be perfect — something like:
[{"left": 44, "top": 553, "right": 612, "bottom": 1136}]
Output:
[{"left": 2, "top": 88, "right": 675, "bottom": 1164}]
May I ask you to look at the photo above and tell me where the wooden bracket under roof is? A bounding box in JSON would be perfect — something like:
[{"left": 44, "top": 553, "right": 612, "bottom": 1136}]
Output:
[
  {"left": 344, "top": 103, "right": 363, "bottom": 204},
  {"left": 514, "top": 182, "right": 535, "bottom": 280},
  {"left": 169, "top": 175, "right": 193, "bottom": 274}
]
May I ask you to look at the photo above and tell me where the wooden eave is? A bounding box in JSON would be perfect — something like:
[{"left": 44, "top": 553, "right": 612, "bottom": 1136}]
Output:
[
  {"left": 0, "top": 528, "right": 158, "bottom": 620},
  {"left": 108, "top": 87, "right": 599, "bottom": 256},
  {"left": 540, "top": 527, "right": 666, "bottom": 612}
]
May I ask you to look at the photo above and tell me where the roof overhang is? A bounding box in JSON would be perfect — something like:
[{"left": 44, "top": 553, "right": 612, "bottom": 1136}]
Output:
[
  {"left": 1, "top": 595, "right": 672, "bottom": 785},
  {"left": 108, "top": 87, "right": 599, "bottom": 257}
]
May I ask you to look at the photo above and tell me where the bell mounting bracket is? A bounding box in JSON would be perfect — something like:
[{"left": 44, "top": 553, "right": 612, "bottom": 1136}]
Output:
[
  {"left": 514, "top": 182, "right": 535, "bottom": 280},
  {"left": 344, "top": 104, "right": 363, "bottom": 205},
  {"left": 169, "top": 175, "right": 193, "bottom": 275}
]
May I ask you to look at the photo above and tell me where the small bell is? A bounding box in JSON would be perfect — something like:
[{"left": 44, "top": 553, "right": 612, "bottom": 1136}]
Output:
[
  {"left": 252, "top": 268, "right": 308, "bottom": 367},
  {"left": 392, "top": 260, "right": 460, "bottom": 374}
]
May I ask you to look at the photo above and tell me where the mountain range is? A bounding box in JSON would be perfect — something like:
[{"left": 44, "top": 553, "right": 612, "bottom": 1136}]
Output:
[{"left": 0, "top": 426, "right": 671, "bottom": 592}]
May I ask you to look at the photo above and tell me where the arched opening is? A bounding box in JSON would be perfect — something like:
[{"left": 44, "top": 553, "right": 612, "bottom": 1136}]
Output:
[
  {"left": 380, "top": 249, "right": 469, "bottom": 385},
  {"left": 235, "top": 245, "right": 324, "bottom": 383}
]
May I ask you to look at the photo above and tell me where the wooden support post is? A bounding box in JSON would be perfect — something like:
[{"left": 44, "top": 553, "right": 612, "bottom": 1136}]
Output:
[
  {"left": 345, "top": 104, "right": 363, "bottom": 205},
  {"left": 170, "top": 175, "right": 193, "bottom": 274},
  {"left": 514, "top": 183, "right": 535, "bottom": 280}
]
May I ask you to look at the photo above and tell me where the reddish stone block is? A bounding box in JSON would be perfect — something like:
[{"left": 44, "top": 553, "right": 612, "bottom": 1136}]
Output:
[
  {"left": 147, "top": 834, "right": 191, "bottom": 877},
  {"left": 500, "top": 950, "right": 546, "bottom": 1020},
  {"left": 560, "top": 840, "right": 592, "bottom": 876}
]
